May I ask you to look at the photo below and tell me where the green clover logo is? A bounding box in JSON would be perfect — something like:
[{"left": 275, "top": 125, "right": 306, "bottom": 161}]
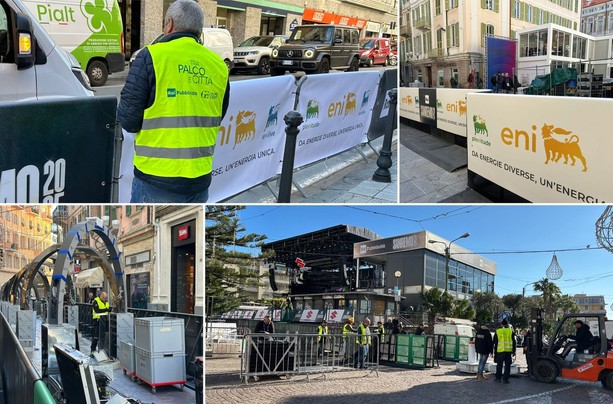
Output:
[{"left": 81, "top": 0, "right": 113, "bottom": 33}]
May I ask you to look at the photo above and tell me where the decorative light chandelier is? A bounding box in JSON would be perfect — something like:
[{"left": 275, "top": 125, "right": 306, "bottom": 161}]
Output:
[
  {"left": 596, "top": 206, "right": 613, "bottom": 253},
  {"left": 545, "top": 253, "right": 563, "bottom": 280}
]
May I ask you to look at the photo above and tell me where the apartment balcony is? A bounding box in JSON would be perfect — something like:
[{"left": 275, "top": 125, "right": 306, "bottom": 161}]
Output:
[
  {"left": 414, "top": 17, "right": 431, "bottom": 31},
  {"left": 427, "top": 48, "right": 444, "bottom": 58},
  {"left": 400, "top": 25, "right": 412, "bottom": 37}
]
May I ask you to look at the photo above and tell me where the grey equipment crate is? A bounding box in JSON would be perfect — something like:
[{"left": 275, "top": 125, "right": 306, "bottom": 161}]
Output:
[{"left": 135, "top": 317, "right": 185, "bottom": 354}]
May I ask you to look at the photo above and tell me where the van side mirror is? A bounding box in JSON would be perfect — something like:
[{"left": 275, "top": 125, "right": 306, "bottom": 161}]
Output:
[{"left": 15, "top": 13, "right": 36, "bottom": 70}]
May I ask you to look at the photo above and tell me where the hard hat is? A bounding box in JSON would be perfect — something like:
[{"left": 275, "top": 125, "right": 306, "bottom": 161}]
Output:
[{"left": 348, "top": 316, "right": 354, "bottom": 322}]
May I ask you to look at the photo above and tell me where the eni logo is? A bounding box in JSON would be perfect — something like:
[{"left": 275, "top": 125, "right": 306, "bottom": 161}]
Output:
[
  {"left": 218, "top": 110, "right": 257, "bottom": 149},
  {"left": 500, "top": 123, "right": 587, "bottom": 172},
  {"left": 328, "top": 92, "right": 357, "bottom": 118}
]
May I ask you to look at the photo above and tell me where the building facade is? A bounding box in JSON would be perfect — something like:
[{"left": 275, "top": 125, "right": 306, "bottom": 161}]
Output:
[
  {"left": 119, "top": 0, "right": 397, "bottom": 58},
  {"left": 573, "top": 293, "right": 606, "bottom": 313},
  {"left": 354, "top": 230, "right": 497, "bottom": 309},
  {"left": 581, "top": 0, "right": 613, "bottom": 36},
  {"left": 54, "top": 205, "right": 204, "bottom": 315},
  {"left": 0, "top": 206, "right": 54, "bottom": 286},
  {"left": 399, "top": 0, "right": 581, "bottom": 88}
]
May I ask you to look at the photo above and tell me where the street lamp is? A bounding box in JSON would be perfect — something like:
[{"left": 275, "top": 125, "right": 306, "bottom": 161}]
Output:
[
  {"left": 429, "top": 233, "right": 470, "bottom": 296},
  {"left": 395, "top": 270, "right": 401, "bottom": 316}
]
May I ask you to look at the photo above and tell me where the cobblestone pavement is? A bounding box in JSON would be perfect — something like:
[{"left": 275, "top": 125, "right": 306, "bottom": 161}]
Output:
[{"left": 206, "top": 356, "right": 613, "bottom": 404}]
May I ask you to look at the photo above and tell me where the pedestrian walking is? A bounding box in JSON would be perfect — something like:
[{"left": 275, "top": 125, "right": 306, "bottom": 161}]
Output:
[
  {"left": 355, "top": 317, "right": 371, "bottom": 369},
  {"left": 475, "top": 324, "right": 493, "bottom": 380},
  {"left": 493, "top": 319, "right": 516, "bottom": 384},
  {"left": 118, "top": 0, "right": 230, "bottom": 203},
  {"left": 90, "top": 292, "right": 111, "bottom": 355}
]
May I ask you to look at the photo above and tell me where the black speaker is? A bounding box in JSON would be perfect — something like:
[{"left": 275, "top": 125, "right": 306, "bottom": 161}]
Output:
[{"left": 269, "top": 266, "right": 278, "bottom": 291}]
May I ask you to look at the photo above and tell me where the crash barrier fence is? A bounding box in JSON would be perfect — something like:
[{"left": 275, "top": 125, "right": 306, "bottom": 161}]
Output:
[
  {"left": 206, "top": 324, "right": 243, "bottom": 357},
  {"left": 74, "top": 304, "right": 203, "bottom": 379},
  {"left": 0, "top": 311, "right": 54, "bottom": 404},
  {"left": 118, "top": 69, "right": 398, "bottom": 203},
  {"left": 240, "top": 333, "right": 380, "bottom": 383}
]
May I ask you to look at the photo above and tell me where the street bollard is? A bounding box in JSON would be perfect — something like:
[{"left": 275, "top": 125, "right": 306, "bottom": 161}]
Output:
[
  {"left": 277, "top": 111, "right": 304, "bottom": 203},
  {"left": 372, "top": 88, "right": 398, "bottom": 183}
]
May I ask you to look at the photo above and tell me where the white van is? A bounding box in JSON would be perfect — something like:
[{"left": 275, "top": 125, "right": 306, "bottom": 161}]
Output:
[
  {"left": 129, "top": 28, "right": 233, "bottom": 70},
  {"left": 0, "top": 0, "right": 93, "bottom": 102},
  {"left": 21, "top": 0, "right": 125, "bottom": 86},
  {"left": 434, "top": 322, "right": 476, "bottom": 338}
]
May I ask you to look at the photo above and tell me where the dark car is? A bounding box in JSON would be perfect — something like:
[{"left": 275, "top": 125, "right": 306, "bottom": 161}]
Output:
[{"left": 269, "top": 24, "right": 360, "bottom": 76}]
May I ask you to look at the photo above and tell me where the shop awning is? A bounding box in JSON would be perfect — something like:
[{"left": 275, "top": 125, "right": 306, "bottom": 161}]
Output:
[{"left": 74, "top": 267, "right": 104, "bottom": 288}]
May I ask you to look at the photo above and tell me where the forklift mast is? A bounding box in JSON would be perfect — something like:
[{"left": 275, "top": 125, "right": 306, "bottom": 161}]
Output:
[{"left": 528, "top": 308, "right": 544, "bottom": 369}]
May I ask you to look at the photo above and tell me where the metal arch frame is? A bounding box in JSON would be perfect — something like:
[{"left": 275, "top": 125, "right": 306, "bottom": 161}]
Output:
[{"left": 48, "top": 218, "right": 126, "bottom": 325}]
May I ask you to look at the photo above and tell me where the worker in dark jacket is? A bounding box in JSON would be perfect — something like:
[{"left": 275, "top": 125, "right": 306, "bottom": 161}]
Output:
[
  {"left": 573, "top": 320, "right": 594, "bottom": 353},
  {"left": 118, "top": 0, "right": 230, "bottom": 203},
  {"left": 475, "top": 324, "right": 493, "bottom": 380}
]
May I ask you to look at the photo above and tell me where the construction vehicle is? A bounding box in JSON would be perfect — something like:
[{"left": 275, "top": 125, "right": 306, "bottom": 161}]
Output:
[{"left": 527, "top": 308, "right": 613, "bottom": 389}]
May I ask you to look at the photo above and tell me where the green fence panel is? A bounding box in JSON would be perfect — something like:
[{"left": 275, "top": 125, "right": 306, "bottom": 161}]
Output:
[
  {"left": 443, "top": 335, "right": 458, "bottom": 360},
  {"left": 396, "top": 334, "right": 410, "bottom": 364},
  {"left": 33, "top": 380, "right": 55, "bottom": 404},
  {"left": 409, "top": 335, "right": 427, "bottom": 367},
  {"left": 458, "top": 337, "right": 470, "bottom": 361}
]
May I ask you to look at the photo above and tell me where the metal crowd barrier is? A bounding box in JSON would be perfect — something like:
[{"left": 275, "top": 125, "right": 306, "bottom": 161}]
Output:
[
  {"left": 0, "top": 311, "right": 54, "bottom": 403},
  {"left": 380, "top": 333, "right": 439, "bottom": 368},
  {"left": 240, "top": 333, "right": 380, "bottom": 384}
]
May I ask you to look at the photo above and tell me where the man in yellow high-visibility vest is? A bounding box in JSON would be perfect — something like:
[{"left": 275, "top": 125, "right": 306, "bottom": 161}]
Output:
[
  {"left": 317, "top": 320, "right": 328, "bottom": 356},
  {"left": 118, "top": 0, "right": 230, "bottom": 203},
  {"left": 91, "top": 292, "right": 111, "bottom": 354},
  {"left": 493, "top": 319, "right": 516, "bottom": 384},
  {"left": 355, "top": 317, "right": 371, "bottom": 369}
]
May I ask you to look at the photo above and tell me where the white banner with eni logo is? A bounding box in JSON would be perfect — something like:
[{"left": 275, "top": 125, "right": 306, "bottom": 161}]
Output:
[
  {"left": 467, "top": 93, "right": 613, "bottom": 202},
  {"left": 293, "top": 71, "right": 381, "bottom": 168},
  {"left": 398, "top": 87, "right": 420, "bottom": 120},
  {"left": 208, "top": 76, "right": 296, "bottom": 202},
  {"left": 436, "top": 89, "right": 489, "bottom": 137}
]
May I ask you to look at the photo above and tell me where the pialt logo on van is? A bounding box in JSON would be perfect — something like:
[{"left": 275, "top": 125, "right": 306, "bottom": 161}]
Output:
[
  {"left": 81, "top": 0, "right": 115, "bottom": 33},
  {"left": 501, "top": 124, "right": 588, "bottom": 172}
]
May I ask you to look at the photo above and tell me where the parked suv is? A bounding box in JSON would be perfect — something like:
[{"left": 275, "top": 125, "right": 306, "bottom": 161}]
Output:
[
  {"left": 232, "top": 35, "right": 288, "bottom": 75},
  {"left": 359, "top": 37, "right": 392, "bottom": 67},
  {"left": 270, "top": 24, "right": 360, "bottom": 76}
]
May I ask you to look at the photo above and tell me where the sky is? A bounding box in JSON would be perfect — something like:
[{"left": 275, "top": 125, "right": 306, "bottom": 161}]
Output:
[{"left": 229, "top": 205, "right": 613, "bottom": 317}]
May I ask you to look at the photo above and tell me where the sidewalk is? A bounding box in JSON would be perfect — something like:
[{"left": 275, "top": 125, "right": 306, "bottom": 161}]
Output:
[
  {"left": 399, "top": 121, "right": 491, "bottom": 203},
  {"left": 225, "top": 132, "right": 398, "bottom": 204}
]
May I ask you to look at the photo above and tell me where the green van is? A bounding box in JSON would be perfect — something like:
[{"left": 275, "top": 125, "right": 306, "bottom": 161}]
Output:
[{"left": 22, "top": 0, "right": 124, "bottom": 86}]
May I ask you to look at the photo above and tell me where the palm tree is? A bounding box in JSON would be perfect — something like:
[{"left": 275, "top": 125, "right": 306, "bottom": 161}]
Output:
[
  {"left": 420, "top": 287, "right": 454, "bottom": 332},
  {"left": 532, "top": 278, "right": 562, "bottom": 320}
]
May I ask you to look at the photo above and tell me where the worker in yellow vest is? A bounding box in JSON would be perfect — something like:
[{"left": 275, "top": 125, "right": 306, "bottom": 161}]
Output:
[
  {"left": 118, "top": 0, "right": 230, "bottom": 203},
  {"left": 91, "top": 292, "right": 111, "bottom": 354},
  {"left": 317, "top": 320, "right": 329, "bottom": 356},
  {"left": 340, "top": 316, "right": 357, "bottom": 363},
  {"left": 493, "top": 319, "right": 516, "bottom": 384},
  {"left": 355, "top": 318, "right": 371, "bottom": 369}
]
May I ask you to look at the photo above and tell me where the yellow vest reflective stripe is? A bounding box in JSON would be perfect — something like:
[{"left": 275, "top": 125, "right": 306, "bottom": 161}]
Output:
[
  {"left": 496, "top": 327, "right": 513, "bottom": 352},
  {"left": 92, "top": 297, "right": 109, "bottom": 320},
  {"left": 135, "top": 37, "right": 229, "bottom": 178},
  {"left": 356, "top": 324, "right": 371, "bottom": 344}
]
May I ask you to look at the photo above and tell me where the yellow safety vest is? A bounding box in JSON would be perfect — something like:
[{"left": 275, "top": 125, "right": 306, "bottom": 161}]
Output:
[
  {"left": 135, "top": 36, "right": 229, "bottom": 178},
  {"left": 496, "top": 327, "right": 513, "bottom": 353},
  {"left": 356, "top": 324, "right": 371, "bottom": 344},
  {"left": 92, "top": 297, "right": 109, "bottom": 320},
  {"left": 343, "top": 323, "right": 355, "bottom": 334},
  {"left": 317, "top": 325, "right": 328, "bottom": 342}
]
